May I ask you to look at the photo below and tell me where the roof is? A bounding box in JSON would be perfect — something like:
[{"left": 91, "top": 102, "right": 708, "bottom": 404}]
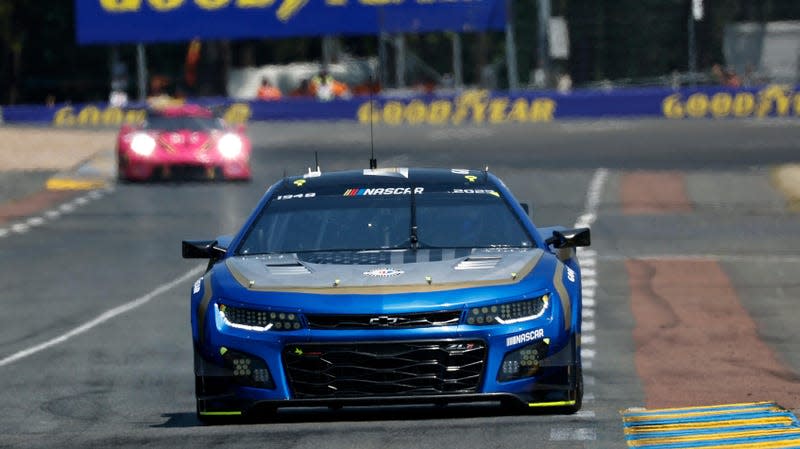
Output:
[{"left": 281, "top": 168, "right": 496, "bottom": 192}]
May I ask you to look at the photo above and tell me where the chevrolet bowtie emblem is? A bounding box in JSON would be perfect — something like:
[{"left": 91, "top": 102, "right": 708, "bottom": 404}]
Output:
[{"left": 369, "top": 316, "right": 399, "bottom": 326}]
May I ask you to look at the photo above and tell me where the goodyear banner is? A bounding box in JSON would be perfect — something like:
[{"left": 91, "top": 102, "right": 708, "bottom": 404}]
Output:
[
  {"left": 3, "top": 85, "right": 800, "bottom": 126},
  {"left": 76, "top": 0, "right": 506, "bottom": 44}
]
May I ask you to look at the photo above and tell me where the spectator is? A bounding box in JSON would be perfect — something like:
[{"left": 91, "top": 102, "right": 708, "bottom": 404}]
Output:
[
  {"left": 556, "top": 73, "right": 572, "bottom": 93},
  {"left": 351, "top": 78, "right": 381, "bottom": 96},
  {"left": 310, "top": 70, "right": 349, "bottom": 101},
  {"left": 291, "top": 79, "right": 314, "bottom": 97},
  {"left": 256, "top": 77, "right": 282, "bottom": 101},
  {"left": 711, "top": 64, "right": 741, "bottom": 88}
]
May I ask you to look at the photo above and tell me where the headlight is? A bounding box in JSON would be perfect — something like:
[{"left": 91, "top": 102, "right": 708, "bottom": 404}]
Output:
[
  {"left": 466, "top": 295, "right": 549, "bottom": 325},
  {"left": 130, "top": 133, "right": 156, "bottom": 157},
  {"left": 217, "top": 304, "right": 302, "bottom": 331},
  {"left": 218, "top": 134, "right": 243, "bottom": 159}
]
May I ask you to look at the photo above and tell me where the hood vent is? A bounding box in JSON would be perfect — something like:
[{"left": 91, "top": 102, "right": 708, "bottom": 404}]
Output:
[
  {"left": 265, "top": 262, "right": 311, "bottom": 275},
  {"left": 454, "top": 256, "right": 501, "bottom": 270}
]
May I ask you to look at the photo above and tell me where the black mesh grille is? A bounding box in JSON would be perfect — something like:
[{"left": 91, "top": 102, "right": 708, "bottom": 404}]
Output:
[
  {"left": 305, "top": 311, "right": 462, "bottom": 329},
  {"left": 283, "top": 340, "right": 486, "bottom": 398}
]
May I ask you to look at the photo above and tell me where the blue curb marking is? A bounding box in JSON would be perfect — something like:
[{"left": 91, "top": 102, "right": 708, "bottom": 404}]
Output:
[{"left": 622, "top": 402, "right": 800, "bottom": 448}]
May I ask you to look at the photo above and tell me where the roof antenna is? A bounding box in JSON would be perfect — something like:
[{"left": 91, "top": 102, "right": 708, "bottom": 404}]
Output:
[
  {"left": 307, "top": 151, "right": 321, "bottom": 176},
  {"left": 368, "top": 71, "right": 378, "bottom": 169},
  {"left": 483, "top": 165, "right": 489, "bottom": 182}
]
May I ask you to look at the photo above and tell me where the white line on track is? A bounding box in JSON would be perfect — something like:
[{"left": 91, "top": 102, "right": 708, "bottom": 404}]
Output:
[
  {"left": 0, "top": 188, "right": 111, "bottom": 240},
  {"left": 549, "top": 427, "right": 597, "bottom": 441},
  {"left": 11, "top": 223, "right": 29, "bottom": 233},
  {"left": 563, "top": 168, "right": 607, "bottom": 442},
  {"left": 26, "top": 217, "right": 45, "bottom": 227},
  {"left": 0, "top": 265, "right": 205, "bottom": 368}
]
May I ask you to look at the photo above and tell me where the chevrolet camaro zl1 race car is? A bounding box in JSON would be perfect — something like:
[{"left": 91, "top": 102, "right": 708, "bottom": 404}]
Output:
[
  {"left": 183, "top": 167, "right": 590, "bottom": 422},
  {"left": 117, "top": 105, "right": 251, "bottom": 182}
]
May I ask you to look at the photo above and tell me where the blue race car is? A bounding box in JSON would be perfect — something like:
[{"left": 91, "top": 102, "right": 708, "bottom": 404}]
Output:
[{"left": 182, "top": 167, "right": 590, "bottom": 422}]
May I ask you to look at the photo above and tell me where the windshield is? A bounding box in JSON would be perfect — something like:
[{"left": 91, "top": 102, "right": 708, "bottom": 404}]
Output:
[
  {"left": 237, "top": 188, "right": 533, "bottom": 255},
  {"left": 144, "top": 116, "right": 224, "bottom": 132}
]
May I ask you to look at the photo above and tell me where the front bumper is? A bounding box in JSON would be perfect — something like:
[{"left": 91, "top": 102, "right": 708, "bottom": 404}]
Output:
[
  {"left": 119, "top": 152, "right": 250, "bottom": 181},
  {"left": 194, "top": 319, "right": 580, "bottom": 415}
]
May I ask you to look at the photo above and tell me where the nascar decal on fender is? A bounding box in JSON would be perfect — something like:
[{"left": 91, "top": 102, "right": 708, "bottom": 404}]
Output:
[{"left": 506, "top": 328, "right": 545, "bottom": 347}]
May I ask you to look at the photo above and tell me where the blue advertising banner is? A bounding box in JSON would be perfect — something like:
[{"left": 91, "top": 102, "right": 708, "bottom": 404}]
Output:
[
  {"left": 2, "top": 85, "right": 799, "bottom": 126},
  {"left": 75, "top": 0, "right": 506, "bottom": 44}
]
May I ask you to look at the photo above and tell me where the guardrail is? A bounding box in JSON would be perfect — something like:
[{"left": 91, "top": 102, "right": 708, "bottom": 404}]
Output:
[{"left": 1, "top": 85, "right": 798, "bottom": 127}]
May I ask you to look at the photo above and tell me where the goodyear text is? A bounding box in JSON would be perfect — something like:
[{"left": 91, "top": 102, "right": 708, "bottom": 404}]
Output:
[
  {"left": 357, "top": 90, "right": 556, "bottom": 126},
  {"left": 52, "top": 102, "right": 251, "bottom": 127},
  {"left": 662, "top": 85, "right": 800, "bottom": 119}
]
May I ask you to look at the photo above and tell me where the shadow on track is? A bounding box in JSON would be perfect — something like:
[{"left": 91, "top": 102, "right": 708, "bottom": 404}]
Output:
[{"left": 153, "top": 402, "right": 566, "bottom": 428}]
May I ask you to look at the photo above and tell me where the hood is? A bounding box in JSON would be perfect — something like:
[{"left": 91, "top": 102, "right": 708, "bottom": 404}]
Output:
[
  {"left": 224, "top": 248, "right": 544, "bottom": 295},
  {"left": 155, "top": 130, "right": 214, "bottom": 152}
]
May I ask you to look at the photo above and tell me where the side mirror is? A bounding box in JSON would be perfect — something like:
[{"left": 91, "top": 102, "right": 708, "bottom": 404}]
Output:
[
  {"left": 182, "top": 240, "right": 226, "bottom": 259},
  {"left": 545, "top": 228, "right": 591, "bottom": 249}
]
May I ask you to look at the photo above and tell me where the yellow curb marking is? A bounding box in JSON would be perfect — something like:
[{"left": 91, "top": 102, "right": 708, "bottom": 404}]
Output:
[{"left": 46, "top": 178, "right": 108, "bottom": 191}]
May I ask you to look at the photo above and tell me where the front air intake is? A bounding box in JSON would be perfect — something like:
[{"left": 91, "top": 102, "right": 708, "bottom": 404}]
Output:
[
  {"left": 454, "top": 256, "right": 501, "bottom": 270},
  {"left": 284, "top": 340, "right": 486, "bottom": 398},
  {"left": 265, "top": 262, "right": 311, "bottom": 275}
]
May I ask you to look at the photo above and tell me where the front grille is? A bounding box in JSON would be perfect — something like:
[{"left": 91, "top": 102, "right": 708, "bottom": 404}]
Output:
[
  {"left": 284, "top": 340, "right": 486, "bottom": 398},
  {"left": 305, "top": 311, "right": 462, "bottom": 329},
  {"left": 157, "top": 165, "right": 219, "bottom": 180}
]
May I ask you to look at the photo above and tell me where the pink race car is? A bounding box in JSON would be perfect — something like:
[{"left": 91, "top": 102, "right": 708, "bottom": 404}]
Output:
[{"left": 117, "top": 105, "right": 251, "bottom": 182}]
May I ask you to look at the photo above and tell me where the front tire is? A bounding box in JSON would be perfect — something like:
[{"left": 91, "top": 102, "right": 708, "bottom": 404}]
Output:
[{"left": 557, "top": 364, "right": 583, "bottom": 414}]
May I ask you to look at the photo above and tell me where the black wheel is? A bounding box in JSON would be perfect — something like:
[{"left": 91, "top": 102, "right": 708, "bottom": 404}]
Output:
[
  {"left": 557, "top": 364, "right": 583, "bottom": 414},
  {"left": 195, "top": 375, "right": 243, "bottom": 425}
]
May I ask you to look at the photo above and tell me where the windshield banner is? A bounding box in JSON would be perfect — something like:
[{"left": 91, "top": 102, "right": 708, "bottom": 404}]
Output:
[{"left": 76, "top": 0, "right": 506, "bottom": 44}]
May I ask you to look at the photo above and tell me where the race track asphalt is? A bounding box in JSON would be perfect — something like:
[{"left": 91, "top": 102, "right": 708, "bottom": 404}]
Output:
[{"left": 0, "top": 119, "right": 799, "bottom": 448}]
